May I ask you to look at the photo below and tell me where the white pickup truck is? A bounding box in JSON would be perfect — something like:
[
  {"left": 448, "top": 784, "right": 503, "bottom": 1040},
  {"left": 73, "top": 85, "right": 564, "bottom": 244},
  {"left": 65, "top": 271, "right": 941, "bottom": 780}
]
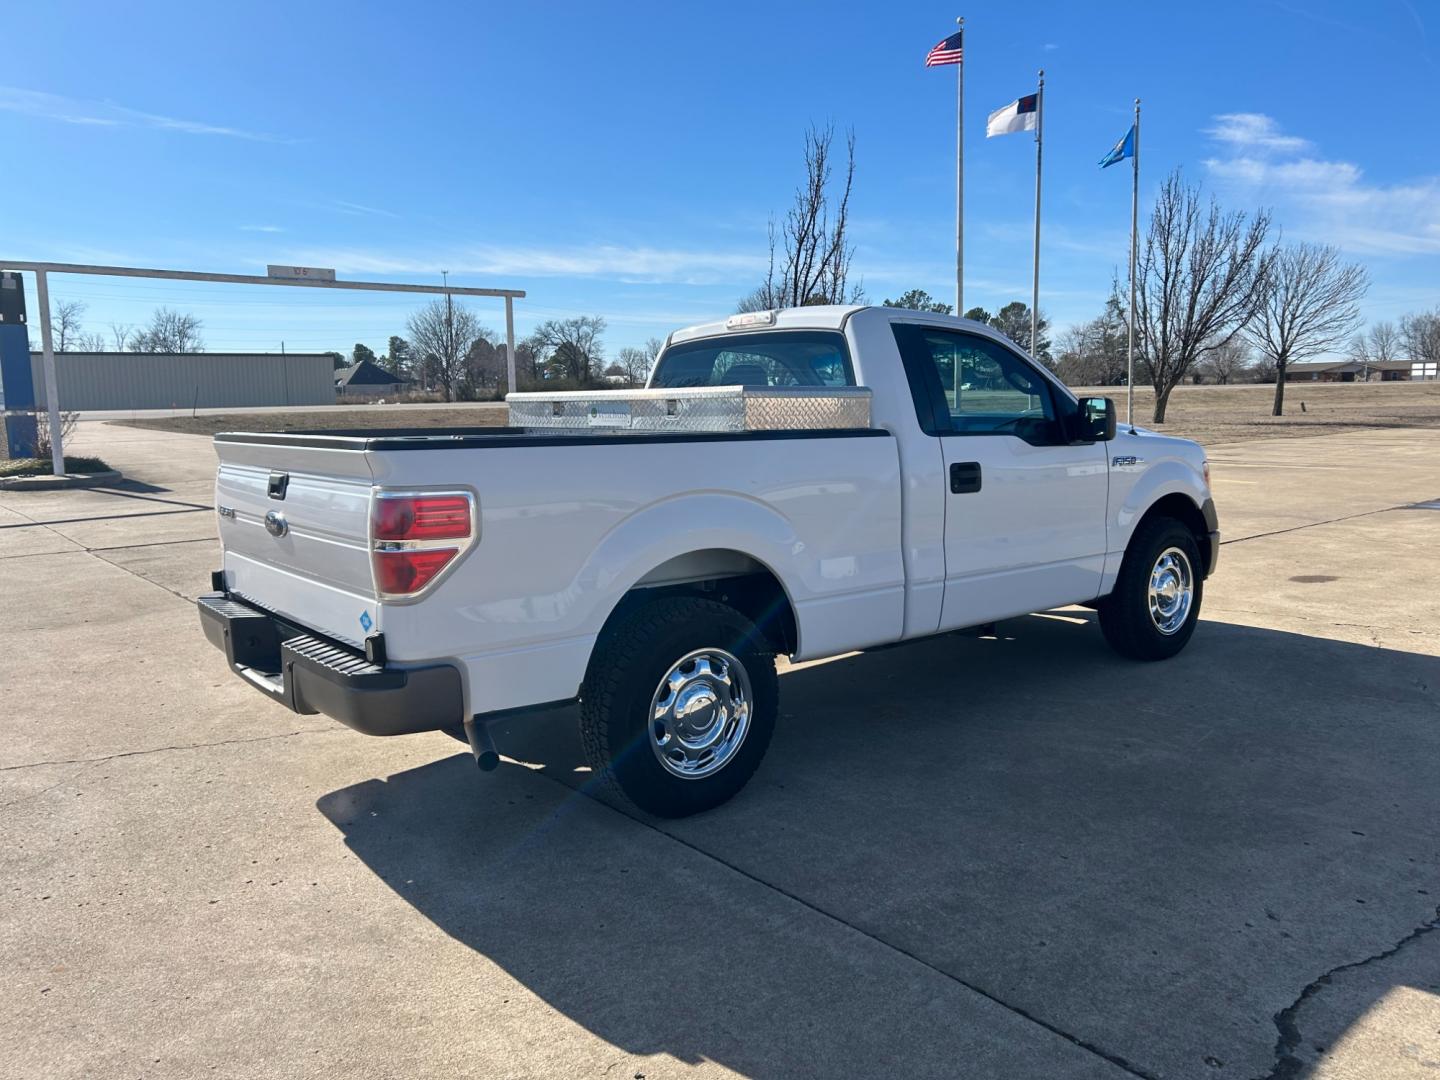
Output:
[{"left": 198, "top": 306, "right": 1217, "bottom": 817}]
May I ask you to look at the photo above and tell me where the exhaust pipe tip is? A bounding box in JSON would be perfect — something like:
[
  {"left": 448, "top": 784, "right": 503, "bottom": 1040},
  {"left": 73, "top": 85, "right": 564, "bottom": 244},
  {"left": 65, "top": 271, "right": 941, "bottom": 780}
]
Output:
[{"left": 464, "top": 717, "right": 501, "bottom": 773}]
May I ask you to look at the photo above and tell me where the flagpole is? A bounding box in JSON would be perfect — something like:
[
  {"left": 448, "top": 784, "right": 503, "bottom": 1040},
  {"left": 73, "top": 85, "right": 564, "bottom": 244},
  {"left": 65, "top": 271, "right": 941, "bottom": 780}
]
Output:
[
  {"left": 955, "top": 16, "right": 964, "bottom": 316},
  {"left": 1030, "top": 69, "right": 1044, "bottom": 355},
  {"left": 1127, "top": 98, "right": 1140, "bottom": 427}
]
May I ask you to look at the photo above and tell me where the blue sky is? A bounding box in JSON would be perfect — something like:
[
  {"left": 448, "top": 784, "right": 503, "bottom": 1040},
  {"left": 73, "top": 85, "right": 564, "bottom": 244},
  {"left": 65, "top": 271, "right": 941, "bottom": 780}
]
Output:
[{"left": 2, "top": 0, "right": 1437, "bottom": 360}]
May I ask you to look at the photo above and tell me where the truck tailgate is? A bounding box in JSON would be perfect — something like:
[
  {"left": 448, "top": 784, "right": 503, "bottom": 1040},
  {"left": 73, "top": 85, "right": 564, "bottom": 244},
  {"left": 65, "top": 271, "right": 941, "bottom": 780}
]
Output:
[{"left": 214, "top": 441, "right": 378, "bottom": 648}]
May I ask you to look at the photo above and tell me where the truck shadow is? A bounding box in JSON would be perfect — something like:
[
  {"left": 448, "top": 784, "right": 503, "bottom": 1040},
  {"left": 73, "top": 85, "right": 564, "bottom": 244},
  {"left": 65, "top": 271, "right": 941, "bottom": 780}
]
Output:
[{"left": 317, "top": 613, "right": 1440, "bottom": 1079}]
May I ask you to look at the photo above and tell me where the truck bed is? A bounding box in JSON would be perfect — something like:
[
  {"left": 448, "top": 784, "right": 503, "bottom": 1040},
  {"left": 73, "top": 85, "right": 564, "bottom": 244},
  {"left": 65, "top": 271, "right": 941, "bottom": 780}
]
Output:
[{"left": 210, "top": 422, "right": 905, "bottom": 718}]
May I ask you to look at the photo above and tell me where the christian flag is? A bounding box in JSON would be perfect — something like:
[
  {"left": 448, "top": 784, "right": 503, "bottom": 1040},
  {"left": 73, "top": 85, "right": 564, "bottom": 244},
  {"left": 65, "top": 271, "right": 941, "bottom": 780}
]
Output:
[{"left": 986, "top": 94, "right": 1038, "bottom": 137}]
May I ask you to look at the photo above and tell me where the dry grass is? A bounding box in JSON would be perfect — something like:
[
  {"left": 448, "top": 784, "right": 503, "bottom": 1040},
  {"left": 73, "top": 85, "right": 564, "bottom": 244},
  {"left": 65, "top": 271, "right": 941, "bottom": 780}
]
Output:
[
  {"left": 0, "top": 455, "right": 110, "bottom": 477},
  {"left": 105, "top": 382, "right": 1440, "bottom": 449},
  {"left": 1076, "top": 381, "right": 1440, "bottom": 447}
]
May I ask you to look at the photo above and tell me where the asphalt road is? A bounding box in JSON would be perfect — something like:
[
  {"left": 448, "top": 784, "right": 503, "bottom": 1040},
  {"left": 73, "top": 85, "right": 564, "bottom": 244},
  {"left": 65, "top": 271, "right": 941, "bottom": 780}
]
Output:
[{"left": 2, "top": 420, "right": 1437, "bottom": 1079}]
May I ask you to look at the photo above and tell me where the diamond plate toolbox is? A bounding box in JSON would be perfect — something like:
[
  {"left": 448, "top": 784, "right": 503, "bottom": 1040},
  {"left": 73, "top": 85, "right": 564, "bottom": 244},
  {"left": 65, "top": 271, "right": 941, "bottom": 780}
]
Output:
[{"left": 507, "top": 385, "right": 872, "bottom": 433}]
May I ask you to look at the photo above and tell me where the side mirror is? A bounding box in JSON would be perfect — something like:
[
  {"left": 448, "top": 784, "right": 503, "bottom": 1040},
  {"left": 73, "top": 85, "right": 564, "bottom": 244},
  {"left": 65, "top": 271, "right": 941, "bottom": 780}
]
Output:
[{"left": 1073, "top": 396, "right": 1116, "bottom": 442}]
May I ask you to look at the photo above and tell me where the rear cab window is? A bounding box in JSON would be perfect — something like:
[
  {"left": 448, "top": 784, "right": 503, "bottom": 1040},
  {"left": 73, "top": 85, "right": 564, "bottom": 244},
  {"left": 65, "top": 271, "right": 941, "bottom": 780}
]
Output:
[{"left": 651, "top": 331, "right": 855, "bottom": 389}]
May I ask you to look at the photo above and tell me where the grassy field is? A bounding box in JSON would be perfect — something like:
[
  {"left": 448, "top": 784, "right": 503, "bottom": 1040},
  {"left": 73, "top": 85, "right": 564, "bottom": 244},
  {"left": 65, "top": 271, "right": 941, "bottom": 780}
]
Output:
[
  {"left": 1084, "top": 381, "right": 1440, "bottom": 445},
  {"left": 104, "top": 381, "right": 1440, "bottom": 448}
]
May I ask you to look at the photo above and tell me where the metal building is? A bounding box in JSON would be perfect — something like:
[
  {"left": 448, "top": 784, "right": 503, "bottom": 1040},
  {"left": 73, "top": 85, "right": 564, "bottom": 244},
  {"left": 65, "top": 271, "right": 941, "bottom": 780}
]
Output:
[{"left": 28, "top": 351, "right": 336, "bottom": 411}]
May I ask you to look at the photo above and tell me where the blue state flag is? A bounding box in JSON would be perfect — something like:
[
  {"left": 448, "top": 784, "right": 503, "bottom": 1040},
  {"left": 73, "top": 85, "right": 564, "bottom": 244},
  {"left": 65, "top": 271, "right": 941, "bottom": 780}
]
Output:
[{"left": 1099, "top": 124, "right": 1135, "bottom": 168}]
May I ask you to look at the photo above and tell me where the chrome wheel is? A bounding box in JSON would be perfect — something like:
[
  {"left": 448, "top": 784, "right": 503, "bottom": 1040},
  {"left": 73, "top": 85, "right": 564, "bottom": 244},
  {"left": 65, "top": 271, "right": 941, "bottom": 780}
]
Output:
[
  {"left": 648, "top": 648, "right": 753, "bottom": 780},
  {"left": 1147, "top": 546, "right": 1194, "bottom": 635}
]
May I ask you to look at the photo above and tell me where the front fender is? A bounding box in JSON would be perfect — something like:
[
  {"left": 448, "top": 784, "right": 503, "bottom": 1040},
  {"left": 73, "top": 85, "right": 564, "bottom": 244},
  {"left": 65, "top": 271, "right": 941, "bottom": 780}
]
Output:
[
  {"left": 1103, "top": 457, "right": 1211, "bottom": 591},
  {"left": 1114, "top": 458, "right": 1208, "bottom": 541}
]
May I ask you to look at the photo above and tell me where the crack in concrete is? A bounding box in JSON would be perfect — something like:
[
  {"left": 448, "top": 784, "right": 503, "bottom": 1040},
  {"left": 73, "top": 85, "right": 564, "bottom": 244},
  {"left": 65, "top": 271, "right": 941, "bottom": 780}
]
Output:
[
  {"left": 0, "top": 761, "right": 96, "bottom": 813},
  {"left": 1255, "top": 904, "right": 1440, "bottom": 1080},
  {"left": 0, "top": 726, "right": 339, "bottom": 774},
  {"left": 1222, "top": 503, "right": 1414, "bottom": 547},
  {"left": 0, "top": 536, "right": 215, "bottom": 561}
]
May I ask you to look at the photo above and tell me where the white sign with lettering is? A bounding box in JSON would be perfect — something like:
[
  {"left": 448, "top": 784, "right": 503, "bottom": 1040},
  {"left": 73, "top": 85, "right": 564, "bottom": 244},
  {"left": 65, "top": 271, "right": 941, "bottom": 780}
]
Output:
[{"left": 267, "top": 264, "right": 337, "bottom": 282}]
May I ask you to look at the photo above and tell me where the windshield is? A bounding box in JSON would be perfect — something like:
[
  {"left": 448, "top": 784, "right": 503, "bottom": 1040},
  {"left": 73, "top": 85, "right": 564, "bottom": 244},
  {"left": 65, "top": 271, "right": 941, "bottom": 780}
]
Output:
[{"left": 650, "top": 331, "right": 854, "bottom": 389}]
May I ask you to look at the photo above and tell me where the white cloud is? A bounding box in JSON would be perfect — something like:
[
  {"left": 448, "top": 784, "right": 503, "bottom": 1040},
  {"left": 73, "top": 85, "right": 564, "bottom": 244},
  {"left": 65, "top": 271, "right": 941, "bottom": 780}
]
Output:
[
  {"left": 1204, "top": 113, "right": 1312, "bottom": 154},
  {"left": 0, "top": 86, "right": 289, "bottom": 142},
  {"left": 331, "top": 200, "right": 399, "bottom": 219},
  {"left": 240, "top": 224, "right": 284, "bottom": 233},
  {"left": 1202, "top": 113, "right": 1440, "bottom": 256},
  {"left": 278, "top": 243, "right": 770, "bottom": 285}
]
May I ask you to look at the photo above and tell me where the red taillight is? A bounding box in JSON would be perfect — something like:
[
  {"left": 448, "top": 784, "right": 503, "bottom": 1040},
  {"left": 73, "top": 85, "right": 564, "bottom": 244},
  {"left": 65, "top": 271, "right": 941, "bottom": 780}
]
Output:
[
  {"left": 370, "top": 492, "right": 475, "bottom": 598},
  {"left": 373, "top": 549, "right": 457, "bottom": 595},
  {"left": 373, "top": 495, "right": 472, "bottom": 542}
]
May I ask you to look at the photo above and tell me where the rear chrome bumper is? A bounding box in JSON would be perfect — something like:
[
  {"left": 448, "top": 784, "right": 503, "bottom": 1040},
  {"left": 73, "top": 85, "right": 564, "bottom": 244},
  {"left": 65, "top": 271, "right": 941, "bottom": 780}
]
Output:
[{"left": 197, "top": 593, "right": 462, "bottom": 736}]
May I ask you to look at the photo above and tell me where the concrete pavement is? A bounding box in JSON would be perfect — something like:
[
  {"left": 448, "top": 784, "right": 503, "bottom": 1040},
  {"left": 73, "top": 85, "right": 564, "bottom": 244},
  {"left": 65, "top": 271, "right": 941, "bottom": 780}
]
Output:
[{"left": 1, "top": 420, "right": 1437, "bottom": 1079}]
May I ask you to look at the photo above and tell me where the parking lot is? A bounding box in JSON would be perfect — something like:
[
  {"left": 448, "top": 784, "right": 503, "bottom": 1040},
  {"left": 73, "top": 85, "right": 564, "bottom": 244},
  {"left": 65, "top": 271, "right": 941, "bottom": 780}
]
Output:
[{"left": 3, "top": 420, "right": 1438, "bottom": 1079}]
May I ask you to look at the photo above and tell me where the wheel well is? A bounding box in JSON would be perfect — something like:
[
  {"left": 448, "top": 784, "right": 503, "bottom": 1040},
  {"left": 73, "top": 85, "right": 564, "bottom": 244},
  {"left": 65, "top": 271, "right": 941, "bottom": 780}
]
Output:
[
  {"left": 1135, "top": 493, "right": 1211, "bottom": 575},
  {"left": 601, "top": 551, "right": 799, "bottom": 656}
]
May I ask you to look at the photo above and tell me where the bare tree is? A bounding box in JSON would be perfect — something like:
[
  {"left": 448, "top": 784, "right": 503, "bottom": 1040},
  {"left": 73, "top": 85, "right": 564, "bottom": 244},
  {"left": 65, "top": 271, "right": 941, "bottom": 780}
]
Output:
[
  {"left": 1347, "top": 320, "right": 1400, "bottom": 381},
  {"left": 1246, "top": 242, "right": 1368, "bottom": 415},
  {"left": 1197, "top": 337, "right": 1252, "bottom": 384},
  {"left": 52, "top": 300, "right": 86, "bottom": 352},
  {"left": 1400, "top": 309, "right": 1440, "bottom": 370},
  {"left": 109, "top": 322, "right": 133, "bottom": 351},
  {"left": 130, "top": 307, "right": 205, "bottom": 352},
  {"left": 76, "top": 332, "right": 108, "bottom": 352},
  {"left": 406, "top": 298, "right": 483, "bottom": 402},
  {"left": 1055, "top": 295, "right": 1129, "bottom": 386},
  {"left": 738, "top": 125, "right": 861, "bottom": 312},
  {"left": 1134, "top": 171, "right": 1273, "bottom": 423},
  {"left": 529, "top": 316, "right": 607, "bottom": 384},
  {"left": 616, "top": 346, "right": 652, "bottom": 386},
  {"left": 1368, "top": 320, "right": 1400, "bottom": 364}
]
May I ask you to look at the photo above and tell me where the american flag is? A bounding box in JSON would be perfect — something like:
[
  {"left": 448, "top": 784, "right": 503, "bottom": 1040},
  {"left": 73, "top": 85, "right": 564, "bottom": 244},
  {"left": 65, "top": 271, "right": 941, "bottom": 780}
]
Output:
[{"left": 925, "top": 30, "right": 963, "bottom": 67}]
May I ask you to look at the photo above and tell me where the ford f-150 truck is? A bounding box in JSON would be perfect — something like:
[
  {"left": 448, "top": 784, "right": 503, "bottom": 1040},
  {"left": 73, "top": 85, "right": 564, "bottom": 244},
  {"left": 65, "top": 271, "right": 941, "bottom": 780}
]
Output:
[{"left": 198, "top": 306, "right": 1218, "bottom": 817}]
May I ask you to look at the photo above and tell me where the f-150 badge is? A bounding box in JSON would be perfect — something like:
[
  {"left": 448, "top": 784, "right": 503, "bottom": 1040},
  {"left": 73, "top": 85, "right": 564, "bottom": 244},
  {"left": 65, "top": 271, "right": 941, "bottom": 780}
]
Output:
[{"left": 1112, "top": 455, "right": 1145, "bottom": 469}]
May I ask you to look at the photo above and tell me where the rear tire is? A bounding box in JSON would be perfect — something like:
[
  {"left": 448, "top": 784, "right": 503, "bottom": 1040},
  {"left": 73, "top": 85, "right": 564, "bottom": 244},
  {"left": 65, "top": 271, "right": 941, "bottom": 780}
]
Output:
[
  {"left": 1098, "top": 517, "right": 1203, "bottom": 661},
  {"left": 579, "top": 596, "right": 778, "bottom": 818}
]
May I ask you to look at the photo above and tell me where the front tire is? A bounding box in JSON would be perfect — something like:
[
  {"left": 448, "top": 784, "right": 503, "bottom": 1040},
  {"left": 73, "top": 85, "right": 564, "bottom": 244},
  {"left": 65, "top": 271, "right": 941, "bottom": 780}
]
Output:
[
  {"left": 1098, "top": 517, "right": 1203, "bottom": 661},
  {"left": 579, "top": 596, "right": 778, "bottom": 818}
]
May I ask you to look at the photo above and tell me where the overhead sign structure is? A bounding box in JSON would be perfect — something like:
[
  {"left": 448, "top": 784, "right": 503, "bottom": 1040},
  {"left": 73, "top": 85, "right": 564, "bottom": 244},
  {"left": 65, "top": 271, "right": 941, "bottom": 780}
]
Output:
[
  {"left": 0, "top": 260, "right": 525, "bottom": 476},
  {"left": 267, "top": 264, "right": 337, "bottom": 282}
]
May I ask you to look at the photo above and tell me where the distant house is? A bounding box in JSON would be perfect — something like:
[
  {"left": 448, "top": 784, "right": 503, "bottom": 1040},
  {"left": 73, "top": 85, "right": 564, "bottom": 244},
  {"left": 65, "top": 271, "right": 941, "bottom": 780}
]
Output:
[
  {"left": 335, "top": 359, "right": 408, "bottom": 397},
  {"left": 1284, "top": 360, "right": 1416, "bottom": 383}
]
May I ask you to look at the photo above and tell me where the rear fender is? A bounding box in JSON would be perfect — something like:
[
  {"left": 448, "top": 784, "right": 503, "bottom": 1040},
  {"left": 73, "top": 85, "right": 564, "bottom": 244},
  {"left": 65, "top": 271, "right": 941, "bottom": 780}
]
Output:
[{"left": 576, "top": 491, "right": 802, "bottom": 644}]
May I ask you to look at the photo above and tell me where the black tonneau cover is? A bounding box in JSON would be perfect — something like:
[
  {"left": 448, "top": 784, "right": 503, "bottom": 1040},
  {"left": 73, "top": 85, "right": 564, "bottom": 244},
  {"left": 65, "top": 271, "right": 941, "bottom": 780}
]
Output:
[{"left": 212, "top": 427, "right": 887, "bottom": 452}]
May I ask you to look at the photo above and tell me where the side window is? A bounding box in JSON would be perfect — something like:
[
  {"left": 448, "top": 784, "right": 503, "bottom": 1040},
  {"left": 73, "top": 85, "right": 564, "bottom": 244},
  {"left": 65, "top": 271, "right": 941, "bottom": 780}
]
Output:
[{"left": 892, "top": 324, "right": 1062, "bottom": 444}]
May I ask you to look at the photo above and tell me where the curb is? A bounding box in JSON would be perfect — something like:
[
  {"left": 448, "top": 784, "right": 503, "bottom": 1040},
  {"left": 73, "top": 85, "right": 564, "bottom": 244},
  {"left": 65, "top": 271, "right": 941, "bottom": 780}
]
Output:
[{"left": 0, "top": 469, "right": 124, "bottom": 491}]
